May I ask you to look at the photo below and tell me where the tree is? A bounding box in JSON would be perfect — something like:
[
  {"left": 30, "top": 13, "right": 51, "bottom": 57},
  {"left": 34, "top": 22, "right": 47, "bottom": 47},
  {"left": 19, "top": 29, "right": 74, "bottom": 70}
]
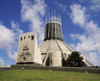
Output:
[{"left": 65, "top": 51, "right": 86, "bottom": 67}]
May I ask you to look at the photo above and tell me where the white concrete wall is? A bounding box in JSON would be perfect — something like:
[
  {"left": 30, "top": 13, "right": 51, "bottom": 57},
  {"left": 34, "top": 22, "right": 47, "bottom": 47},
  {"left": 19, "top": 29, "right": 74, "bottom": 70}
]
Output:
[
  {"left": 16, "top": 32, "right": 42, "bottom": 64},
  {"left": 51, "top": 51, "right": 62, "bottom": 67}
]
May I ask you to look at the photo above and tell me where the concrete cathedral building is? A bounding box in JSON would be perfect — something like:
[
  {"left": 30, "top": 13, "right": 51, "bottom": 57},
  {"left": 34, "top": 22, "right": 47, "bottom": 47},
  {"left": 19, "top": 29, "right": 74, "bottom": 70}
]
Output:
[
  {"left": 40, "top": 16, "right": 74, "bottom": 67},
  {"left": 16, "top": 15, "right": 93, "bottom": 67}
]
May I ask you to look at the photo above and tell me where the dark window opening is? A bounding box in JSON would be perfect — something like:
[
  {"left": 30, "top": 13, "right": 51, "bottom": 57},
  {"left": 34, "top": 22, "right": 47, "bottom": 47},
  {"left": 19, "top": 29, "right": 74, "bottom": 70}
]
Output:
[
  {"left": 41, "top": 53, "right": 47, "bottom": 55},
  {"left": 64, "top": 53, "right": 66, "bottom": 57},
  {"left": 24, "top": 36, "right": 26, "bottom": 39},
  {"left": 31, "top": 35, "right": 34, "bottom": 40},
  {"left": 46, "top": 56, "right": 50, "bottom": 66},
  {"left": 20, "top": 37, "right": 22, "bottom": 41},
  {"left": 62, "top": 58, "right": 66, "bottom": 66},
  {"left": 28, "top": 36, "right": 30, "bottom": 38}
]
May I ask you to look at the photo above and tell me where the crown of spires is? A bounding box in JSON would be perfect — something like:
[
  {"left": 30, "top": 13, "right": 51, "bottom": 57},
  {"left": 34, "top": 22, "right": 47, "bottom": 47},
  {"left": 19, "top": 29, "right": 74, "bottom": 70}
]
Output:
[
  {"left": 44, "top": 12, "right": 63, "bottom": 41},
  {"left": 45, "top": 11, "right": 61, "bottom": 24}
]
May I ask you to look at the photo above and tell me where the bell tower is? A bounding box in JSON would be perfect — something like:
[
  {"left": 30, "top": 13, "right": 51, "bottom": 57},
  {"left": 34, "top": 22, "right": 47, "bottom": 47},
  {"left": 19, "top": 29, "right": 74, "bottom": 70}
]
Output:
[{"left": 16, "top": 32, "right": 42, "bottom": 65}]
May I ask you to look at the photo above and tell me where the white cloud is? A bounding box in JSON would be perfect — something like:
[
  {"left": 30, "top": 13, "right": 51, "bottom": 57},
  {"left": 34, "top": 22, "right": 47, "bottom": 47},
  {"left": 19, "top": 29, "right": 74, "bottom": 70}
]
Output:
[
  {"left": 0, "top": 21, "right": 23, "bottom": 61},
  {"left": 0, "top": 24, "right": 15, "bottom": 49},
  {"left": 87, "top": 52, "right": 100, "bottom": 65},
  {"left": 0, "top": 57, "right": 4, "bottom": 65},
  {"left": 90, "top": 0, "right": 100, "bottom": 11},
  {"left": 21, "top": 0, "right": 47, "bottom": 44},
  {"left": 7, "top": 51, "right": 17, "bottom": 61},
  {"left": 57, "top": 3, "right": 67, "bottom": 13},
  {"left": 11, "top": 21, "right": 23, "bottom": 41},
  {"left": 11, "top": 21, "right": 23, "bottom": 35},
  {"left": 70, "top": 4, "right": 100, "bottom": 66},
  {"left": 78, "top": 0, "right": 100, "bottom": 12},
  {"left": 70, "top": 4, "right": 86, "bottom": 27}
]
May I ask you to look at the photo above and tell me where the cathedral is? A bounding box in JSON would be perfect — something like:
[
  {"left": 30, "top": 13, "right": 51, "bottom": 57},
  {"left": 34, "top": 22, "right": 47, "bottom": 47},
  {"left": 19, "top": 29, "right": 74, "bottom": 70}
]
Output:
[{"left": 16, "top": 15, "right": 93, "bottom": 67}]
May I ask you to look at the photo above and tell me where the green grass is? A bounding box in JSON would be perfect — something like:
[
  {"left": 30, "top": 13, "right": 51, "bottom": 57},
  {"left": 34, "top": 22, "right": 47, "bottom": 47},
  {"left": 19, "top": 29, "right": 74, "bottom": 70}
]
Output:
[{"left": 0, "top": 69, "right": 100, "bottom": 81}]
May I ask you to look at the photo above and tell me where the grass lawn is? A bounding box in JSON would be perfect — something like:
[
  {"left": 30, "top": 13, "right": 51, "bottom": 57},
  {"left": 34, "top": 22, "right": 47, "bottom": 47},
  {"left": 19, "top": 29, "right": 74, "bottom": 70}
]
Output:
[{"left": 0, "top": 69, "right": 100, "bottom": 81}]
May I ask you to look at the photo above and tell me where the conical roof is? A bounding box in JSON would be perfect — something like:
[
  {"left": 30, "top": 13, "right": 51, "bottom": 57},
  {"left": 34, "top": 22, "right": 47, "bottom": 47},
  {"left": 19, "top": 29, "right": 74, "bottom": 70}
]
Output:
[
  {"left": 40, "top": 39, "right": 73, "bottom": 55},
  {"left": 40, "top": 39, "right": 74, "bottom": 66}
]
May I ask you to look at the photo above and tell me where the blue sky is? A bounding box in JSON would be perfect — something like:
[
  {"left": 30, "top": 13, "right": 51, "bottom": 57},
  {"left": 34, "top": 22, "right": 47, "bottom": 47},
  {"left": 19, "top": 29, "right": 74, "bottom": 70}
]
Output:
[{"left": 0, "top": 0, "right": 100, "bottom": 66}]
